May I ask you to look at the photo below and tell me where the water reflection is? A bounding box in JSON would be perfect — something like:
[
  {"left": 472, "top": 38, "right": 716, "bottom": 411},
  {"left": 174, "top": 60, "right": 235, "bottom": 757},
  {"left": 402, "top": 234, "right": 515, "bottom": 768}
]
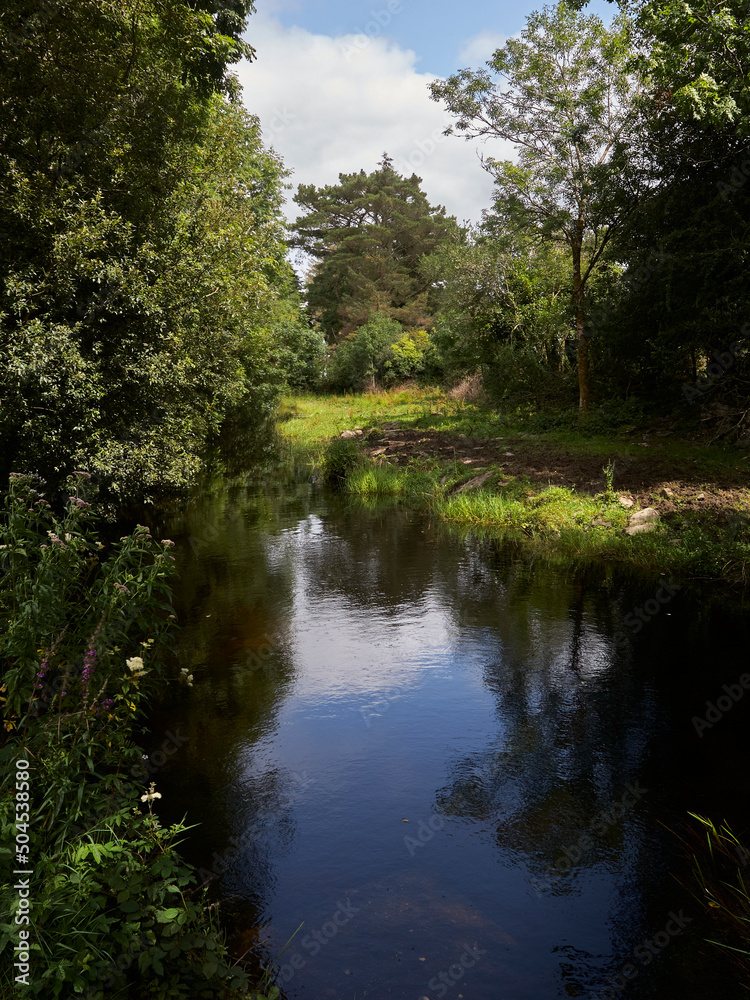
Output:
[{"left": 145, "top": 479, "right": 750, "bottom": 999}]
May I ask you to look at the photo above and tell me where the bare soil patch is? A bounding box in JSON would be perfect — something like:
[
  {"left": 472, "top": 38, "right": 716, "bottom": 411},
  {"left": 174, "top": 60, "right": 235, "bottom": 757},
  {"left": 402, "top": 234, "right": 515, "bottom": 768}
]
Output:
[{"left": 362, "top": 428, "right": 750, "bottom": 517}]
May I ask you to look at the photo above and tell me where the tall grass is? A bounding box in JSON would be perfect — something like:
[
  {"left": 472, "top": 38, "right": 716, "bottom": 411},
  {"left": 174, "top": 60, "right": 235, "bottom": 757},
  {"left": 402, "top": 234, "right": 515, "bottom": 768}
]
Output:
[
  {"left": 277, "top": 390, "right": 750, "bottom": 585},
  {"left": 676, "top": 814, "right": 750, "bottom": 982}
]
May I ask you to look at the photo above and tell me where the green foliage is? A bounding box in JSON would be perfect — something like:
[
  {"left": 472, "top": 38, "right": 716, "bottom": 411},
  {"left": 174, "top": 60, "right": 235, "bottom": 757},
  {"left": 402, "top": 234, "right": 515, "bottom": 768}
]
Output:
[
  {"left": 270, "top": 300, "right": 328, "bottom": 391},
  {"left": 389, "top": 329, "right": 443, "bottom": 384},
  {"left": 320, "top": 438, "right": 364, "bottom": 486},
  {"left": 562, "top": 0, "right": 750, "bottom": 414},
  {"left": 679, "top": 813, "right": 750, "bottom": 973},
  {"left": 325, "top": 313, "right": 439, "bottom": 391},
  {"left": 481, "top": 344, "right": 579, "bottom": 408},
  {"left": 426, "top": 226, "right": 577, "bottom": 403},
  {"left": 292, "top": 155, "right": 457, "bottom": 340},
  {"left": 0, "top": 477, "right": 250, "bottom": 998},
  {"left": 430, "top": 2, "right": 641, "bottom": 410},
  {"left": 0, "top": 474, "right": 176, "bottom": 720},
  {"left": 0, "top": 0, "right": 298, "bottom": 501},
  {"left": 631, "top": 0, "right": 750, "bottom": 134},
  {"left": 326, "top": 314, "right": 401, "bottom": 390}
]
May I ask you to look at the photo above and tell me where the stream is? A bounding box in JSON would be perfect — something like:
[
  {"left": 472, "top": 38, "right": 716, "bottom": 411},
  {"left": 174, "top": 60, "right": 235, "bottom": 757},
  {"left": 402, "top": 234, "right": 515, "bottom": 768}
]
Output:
[{"left": 144, "top": 464, "right": 750, "bottom": 999}]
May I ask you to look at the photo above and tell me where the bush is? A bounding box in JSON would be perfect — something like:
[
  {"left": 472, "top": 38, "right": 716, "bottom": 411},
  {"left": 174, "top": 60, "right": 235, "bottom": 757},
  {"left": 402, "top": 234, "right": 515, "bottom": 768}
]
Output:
[
  {"left": 481, "top": 344, "right": 578, "bottom": 409},
  {"left": 325, "top": 315, "right": 442, "bottom": 391},
  {"left": 0, "top": 475, "right": 252, "bottom": 999}
]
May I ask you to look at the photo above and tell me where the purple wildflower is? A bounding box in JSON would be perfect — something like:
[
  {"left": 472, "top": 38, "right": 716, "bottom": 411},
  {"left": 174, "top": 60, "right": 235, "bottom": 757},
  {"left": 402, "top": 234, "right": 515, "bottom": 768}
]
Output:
[
  {"left": 81, "top": 648, "right": 98, "bottom": 685},
  {"left": 33, "top": 660, "right": 50, "bottom": 691},
  {"left": 162, "top": 539, "right": 175, "bottom": 546},
  {"left": 69, "top": 497, "right": 91, "bottom": 508},
  {"left": 72, "top": 471, "right": 92, "bottom": 478}
]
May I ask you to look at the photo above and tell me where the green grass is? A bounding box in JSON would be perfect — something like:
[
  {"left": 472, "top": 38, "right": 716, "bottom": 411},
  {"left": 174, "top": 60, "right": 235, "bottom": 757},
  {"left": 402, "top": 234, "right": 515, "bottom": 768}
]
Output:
[
  {"left": 276, "top": 387, "right": 457, "bottom": 460},
  {"left": 278, "top": 389, "right": 748, "bottom": 482},
  {"left": 276, "top": 390, "right": 750, "bottom": 586}
]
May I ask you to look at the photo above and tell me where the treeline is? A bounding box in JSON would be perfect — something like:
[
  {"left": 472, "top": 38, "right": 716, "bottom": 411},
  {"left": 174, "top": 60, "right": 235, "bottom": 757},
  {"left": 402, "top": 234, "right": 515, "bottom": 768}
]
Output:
[
  {"left": 293, "top": 1, "right": 750, "bottom": 438},
  {"left": 2, "top": 0, "right": 748, "bottom": 505},
  {"left": 0, "top": 0, "right": 322, "bottom": 501}
]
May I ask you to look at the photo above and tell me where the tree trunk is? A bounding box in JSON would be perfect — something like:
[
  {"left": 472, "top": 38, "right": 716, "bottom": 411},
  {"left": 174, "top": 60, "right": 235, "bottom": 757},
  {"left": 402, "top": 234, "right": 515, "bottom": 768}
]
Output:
[{"left": 572, "top": 233, "right": 590, "bottom": 413}]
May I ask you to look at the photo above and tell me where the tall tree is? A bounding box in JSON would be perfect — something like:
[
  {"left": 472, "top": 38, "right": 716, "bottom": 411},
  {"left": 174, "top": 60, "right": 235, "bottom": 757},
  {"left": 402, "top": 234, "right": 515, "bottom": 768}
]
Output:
[
  {"left": 568, "top": 0, "right": 750, "bottom": 409},
  {"left": 291, "top": 156, "right": 456, "bottom": 340},
  {"left": 0, "top": 0, "right": 298, "bottom": 498},
  {"left": 430, "top": 2, "right": 641, "bottom": 411}
]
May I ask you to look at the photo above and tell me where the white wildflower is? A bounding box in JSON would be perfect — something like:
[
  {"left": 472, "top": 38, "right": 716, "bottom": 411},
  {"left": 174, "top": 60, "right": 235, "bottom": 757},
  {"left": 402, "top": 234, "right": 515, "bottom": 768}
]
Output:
[
  {"left": 140, "top": 782, "right": 162, "bottom": 803},
  {"left": 126, "top": 656, "right": 147, "bottom": 678}
]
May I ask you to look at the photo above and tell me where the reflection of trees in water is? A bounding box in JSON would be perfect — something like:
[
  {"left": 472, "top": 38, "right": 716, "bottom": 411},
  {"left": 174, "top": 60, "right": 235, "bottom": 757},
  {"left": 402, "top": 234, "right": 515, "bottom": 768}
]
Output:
[
  {"left": 431, "top": 544, "right": 673, "bottom": 998},
  {"left": 434, "top": 555, "right": 661, "bottom": 869},
  {"left": 283, "top": 515, "right": 662, "bottom": 887},
  {"left": 141, "top": 490, "right": 747, "bottom": 998}
]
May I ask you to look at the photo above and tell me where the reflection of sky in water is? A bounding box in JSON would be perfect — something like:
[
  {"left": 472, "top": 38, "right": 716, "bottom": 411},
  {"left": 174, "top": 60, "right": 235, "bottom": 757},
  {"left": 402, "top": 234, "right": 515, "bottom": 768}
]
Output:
[{"left": 153, "top": 490, "right": 750, "bottom": 1000}]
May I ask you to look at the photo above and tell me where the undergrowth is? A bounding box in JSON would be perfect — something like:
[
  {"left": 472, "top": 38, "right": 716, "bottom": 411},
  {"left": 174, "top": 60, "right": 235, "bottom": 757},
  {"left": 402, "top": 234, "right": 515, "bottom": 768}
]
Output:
[{"left": 0, "top": 474, "right": 274, "bottom": 999}]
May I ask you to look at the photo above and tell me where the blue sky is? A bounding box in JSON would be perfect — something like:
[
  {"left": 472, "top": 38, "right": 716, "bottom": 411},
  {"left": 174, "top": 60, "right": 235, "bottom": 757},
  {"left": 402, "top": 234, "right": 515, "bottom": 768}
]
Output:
[
  {"left": 239, "top": 0, "right": 616, "bottom": 228},
  {"left": 268, "top": 0, "right": 614, "bottom": 76}
]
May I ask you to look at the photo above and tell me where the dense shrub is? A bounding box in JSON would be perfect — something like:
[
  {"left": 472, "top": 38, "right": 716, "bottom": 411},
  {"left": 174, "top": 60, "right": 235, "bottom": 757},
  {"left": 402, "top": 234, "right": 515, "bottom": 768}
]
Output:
[{"left": 325, "top": 314, "right": 442, "bottom": 391}]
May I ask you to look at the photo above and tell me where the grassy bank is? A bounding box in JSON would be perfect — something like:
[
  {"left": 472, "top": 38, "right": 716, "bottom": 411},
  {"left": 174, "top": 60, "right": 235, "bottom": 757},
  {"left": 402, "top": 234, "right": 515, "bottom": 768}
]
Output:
[{"left": 277, "top": 389, "right": 750, "bottom": 586}]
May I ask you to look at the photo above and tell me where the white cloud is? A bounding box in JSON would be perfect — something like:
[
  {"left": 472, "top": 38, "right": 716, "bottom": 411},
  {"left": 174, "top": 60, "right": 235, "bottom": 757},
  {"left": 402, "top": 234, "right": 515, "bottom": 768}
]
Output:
[
  {"left": 236, "top": 13, "right": 510, "bottom": 228},
  {"left": 457, "top": 29, "right": 507, "bottom": 67}
]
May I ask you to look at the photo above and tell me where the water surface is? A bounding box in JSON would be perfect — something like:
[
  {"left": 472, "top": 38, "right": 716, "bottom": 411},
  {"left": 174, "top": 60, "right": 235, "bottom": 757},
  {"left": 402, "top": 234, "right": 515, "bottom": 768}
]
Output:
[{"left": 147, "top": 477, "right": 750, "bottom": 999}]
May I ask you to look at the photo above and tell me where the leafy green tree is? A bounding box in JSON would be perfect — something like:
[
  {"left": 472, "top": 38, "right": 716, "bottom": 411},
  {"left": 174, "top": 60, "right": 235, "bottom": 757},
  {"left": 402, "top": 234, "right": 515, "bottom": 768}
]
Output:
[
  {"left": 268, "top": 298, "right": 328, "bottom": 391},
  {"left": 430, "top": 2, "right": 641, "bottom": 411},
  {"left": 581, "top": 0, "right": 750, "bottom": 135},
  {"left": 425, "top": 227, "right": 576, "bottom": 404},
  {"left": 291, "top": 155, "right": 457, "bottom": 341},
  {"left": 326, "top": 314, "right": 404, "bottom": 391},
  {"left": 0, "top": 0, "right": 298, "bottom": 499},
  {"left": 568, "top": 0, "right": 750, "bottom": 409},
  {"left": 324, "top": 313, "right": 439, "bottom": 391}
]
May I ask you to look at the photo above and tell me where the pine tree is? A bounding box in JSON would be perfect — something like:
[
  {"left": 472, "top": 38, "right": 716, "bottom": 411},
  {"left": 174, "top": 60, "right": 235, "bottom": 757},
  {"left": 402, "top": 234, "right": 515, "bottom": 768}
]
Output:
[{"left": 291, "top": 155, "right": 456, "bottom": 340}]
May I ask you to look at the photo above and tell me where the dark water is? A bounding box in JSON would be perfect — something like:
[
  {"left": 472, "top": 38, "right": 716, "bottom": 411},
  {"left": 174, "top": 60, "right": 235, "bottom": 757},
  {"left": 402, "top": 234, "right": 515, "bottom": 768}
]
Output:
[{"left": 145, "top": 474, "right": 750, "bottom": 1000}]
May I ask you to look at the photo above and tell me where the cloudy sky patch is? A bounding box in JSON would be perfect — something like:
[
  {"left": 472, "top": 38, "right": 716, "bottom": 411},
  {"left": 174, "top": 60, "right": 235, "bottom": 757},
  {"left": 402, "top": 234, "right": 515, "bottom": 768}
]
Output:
[{"left": 238, "top": 1, "right": 613, "bottom": 226}]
